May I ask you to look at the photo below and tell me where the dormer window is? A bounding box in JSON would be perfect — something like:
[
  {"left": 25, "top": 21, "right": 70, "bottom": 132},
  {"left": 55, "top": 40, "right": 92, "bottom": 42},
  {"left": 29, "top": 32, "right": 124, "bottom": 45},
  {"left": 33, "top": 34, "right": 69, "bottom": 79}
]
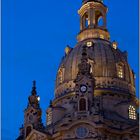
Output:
[
  {"left": 117, "top": 63, "right": 124, "bottom": 78},
  {"left": 57, "top": 67, "right": 65, "bottom": 85},
  {"left": 129, "top": 105, "right": 136, "bottom": 120},
  {"left": 58, "top": 70, "right": 63, "bottom": 83}
]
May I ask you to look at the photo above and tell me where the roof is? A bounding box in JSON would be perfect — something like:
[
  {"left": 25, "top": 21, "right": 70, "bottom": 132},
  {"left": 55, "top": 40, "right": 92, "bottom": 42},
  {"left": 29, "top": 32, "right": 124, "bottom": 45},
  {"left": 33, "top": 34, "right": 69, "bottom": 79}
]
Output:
[{"left": 55, "top": 38, "right": 135, "bottom": 97}]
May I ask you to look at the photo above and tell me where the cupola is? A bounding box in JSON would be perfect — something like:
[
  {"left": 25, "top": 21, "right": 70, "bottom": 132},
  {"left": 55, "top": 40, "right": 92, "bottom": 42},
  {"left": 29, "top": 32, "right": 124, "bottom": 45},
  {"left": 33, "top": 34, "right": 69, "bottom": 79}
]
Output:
[{"left": 77, "top": 0, "right": 110, "bottom": 41}]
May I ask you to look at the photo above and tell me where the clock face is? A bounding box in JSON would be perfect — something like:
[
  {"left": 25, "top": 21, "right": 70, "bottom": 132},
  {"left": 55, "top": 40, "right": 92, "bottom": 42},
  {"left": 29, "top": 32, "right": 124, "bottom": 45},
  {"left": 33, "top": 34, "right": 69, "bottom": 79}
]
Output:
[{"left": 80, "top": 85, "right": 87, "bottom": 93}]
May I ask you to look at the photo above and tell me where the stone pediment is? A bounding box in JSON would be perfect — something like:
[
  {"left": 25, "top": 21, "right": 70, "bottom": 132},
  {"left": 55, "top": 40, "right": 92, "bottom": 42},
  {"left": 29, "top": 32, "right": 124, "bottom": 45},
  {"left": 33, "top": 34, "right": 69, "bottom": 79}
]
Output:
[{"left": 26, "top": 129, "right": 50, "bottom": 140}]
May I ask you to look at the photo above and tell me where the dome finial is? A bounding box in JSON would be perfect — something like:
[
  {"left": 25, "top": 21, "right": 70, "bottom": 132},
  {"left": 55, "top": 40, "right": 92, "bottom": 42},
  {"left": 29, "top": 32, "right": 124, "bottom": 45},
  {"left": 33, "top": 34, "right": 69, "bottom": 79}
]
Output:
[
  {"left": 82, "top": 0, "right": 103, "bottom": 5},
  {"left": 33, "top": 80, "right": 36, "bottom": 88}
]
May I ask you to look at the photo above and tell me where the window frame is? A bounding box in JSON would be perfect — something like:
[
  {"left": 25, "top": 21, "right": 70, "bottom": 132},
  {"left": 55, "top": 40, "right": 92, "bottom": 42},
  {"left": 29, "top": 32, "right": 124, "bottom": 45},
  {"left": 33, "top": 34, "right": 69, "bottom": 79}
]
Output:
[{"left": 116, "top": 62, "right": 124, "bottom": 79}]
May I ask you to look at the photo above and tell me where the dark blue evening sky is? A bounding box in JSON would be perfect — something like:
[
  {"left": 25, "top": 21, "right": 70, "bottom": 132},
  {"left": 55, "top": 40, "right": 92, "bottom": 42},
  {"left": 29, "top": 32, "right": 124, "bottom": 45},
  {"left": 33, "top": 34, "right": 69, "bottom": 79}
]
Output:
[{"left": 2, "top": 0, "right": 139, "bottom": 139}]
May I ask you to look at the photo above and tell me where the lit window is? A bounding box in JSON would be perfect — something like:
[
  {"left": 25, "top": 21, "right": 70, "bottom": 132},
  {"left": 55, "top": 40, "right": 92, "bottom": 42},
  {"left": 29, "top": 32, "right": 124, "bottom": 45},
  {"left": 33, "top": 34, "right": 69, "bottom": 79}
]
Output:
[
  {"left": 129, "top": 105, "right": 136, "bottom": 120},
  {"left": 86, "top": 41, "right": 92, "bottom": 47},
  {"left": 58, "top": 71, "right": 63, "bottom": 83},
  {"left": 58, "top": 67, "right": 64, "bottom": 84},
  {"left": 100, "top": 34, "right": 104, "bottom": 39},
  {"left": 47, "top": 109, "right": 52, "bottom": 125},
  {"left": 117, "top": 64, "right": 124, "bottom": 78}
]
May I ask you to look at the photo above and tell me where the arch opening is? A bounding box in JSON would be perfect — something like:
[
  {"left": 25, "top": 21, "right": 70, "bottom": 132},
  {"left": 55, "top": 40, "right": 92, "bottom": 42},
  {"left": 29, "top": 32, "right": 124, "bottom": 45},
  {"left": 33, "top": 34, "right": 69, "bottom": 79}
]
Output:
[
  {"left": 98, "top": 16, "right": 104, "bottom": 26},
  {"left": 95, "top": 10, "right": 104, "bottom": 27},
  {"left": 26, "top": 126, "right": 32, "bottom": 137},
  {"left": 79, "top": 98, "right": 87, "bottom": 111}
]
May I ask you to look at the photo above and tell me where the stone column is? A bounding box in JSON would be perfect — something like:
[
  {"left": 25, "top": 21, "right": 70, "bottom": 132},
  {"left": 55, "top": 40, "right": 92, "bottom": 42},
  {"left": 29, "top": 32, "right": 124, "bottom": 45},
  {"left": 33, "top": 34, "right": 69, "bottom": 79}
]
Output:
[
  {"left": 88, "top": 8, "right": 94, "bottom": 28},
  {"left": 93, "top": 9, "right": 96, "bottom": 27},
  {"left": 80, "top": 16, "right": 83, "bottom": 31},
  {"left": 103, "top": 14, "right": 107, "bottom": 28},
  {"left": 82, "top": 14, "right": 86, "bottom": 29}
]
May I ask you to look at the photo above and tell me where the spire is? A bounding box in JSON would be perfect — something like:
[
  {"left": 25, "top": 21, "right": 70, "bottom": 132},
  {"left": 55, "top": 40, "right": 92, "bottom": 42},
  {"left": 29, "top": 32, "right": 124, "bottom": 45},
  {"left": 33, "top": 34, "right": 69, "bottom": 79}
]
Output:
[
  {"left": 23, "top": 81, "right": 44, "bottom": 138},
  {"left": 31, "top": 80, "right": 37, "bottom": 95},
  {"left": 49, "top": 100, "right": 53, "bottom": 107},
  {"left": 28, "top": 80, "right": 40, "bottom": 108}
]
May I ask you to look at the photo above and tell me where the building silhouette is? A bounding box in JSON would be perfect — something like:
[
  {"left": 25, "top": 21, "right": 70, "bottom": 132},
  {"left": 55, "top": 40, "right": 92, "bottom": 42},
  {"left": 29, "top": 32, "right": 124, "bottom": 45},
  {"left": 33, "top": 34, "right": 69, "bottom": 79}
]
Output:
[{"left": 17, "top": 0, "right": 139, "bottom": 140}]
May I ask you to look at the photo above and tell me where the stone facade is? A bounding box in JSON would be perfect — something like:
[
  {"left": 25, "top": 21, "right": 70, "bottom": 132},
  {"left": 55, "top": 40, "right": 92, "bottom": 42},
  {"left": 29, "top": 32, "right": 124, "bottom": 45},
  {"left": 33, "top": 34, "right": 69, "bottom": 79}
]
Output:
[{"left": 17, "top": 0, "right": 139, "bottom": 140}]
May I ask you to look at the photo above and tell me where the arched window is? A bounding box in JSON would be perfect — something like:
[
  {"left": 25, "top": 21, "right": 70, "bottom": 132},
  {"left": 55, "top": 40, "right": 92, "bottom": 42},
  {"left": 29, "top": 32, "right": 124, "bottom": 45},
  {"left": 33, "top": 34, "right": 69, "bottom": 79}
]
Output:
[
  {"left": 57, "top": 67, "right": 64, "bottom": 85},
  {"left": 116, "top": 63, "right": 124, "bottom": 78},
  {"left": 58, "top": 70, "right": 63, "bottom": 84},
  {"left": 79, "top": 98, "right": 86, "bottom": 111},
  {"left": 129, "top": 105, "right": 136, "bottom": 120},
  {"left": 95, "top": 10, "right": 103, "bottom": 27},
  {"left": 26, "top": 126, "right": 32, "bottom": 137}
]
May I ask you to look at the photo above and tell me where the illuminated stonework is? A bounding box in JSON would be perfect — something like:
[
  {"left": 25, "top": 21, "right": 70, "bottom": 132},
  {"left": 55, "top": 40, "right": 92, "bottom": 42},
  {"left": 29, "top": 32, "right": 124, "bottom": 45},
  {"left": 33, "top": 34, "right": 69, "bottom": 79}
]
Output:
[
  {"left": 17, "top": 1, "right": 139, "bottom": 140},
  {"left": 47, "top": 108, "right": 52, "bottom": 125},
  {"left": 77, "top": 28, "right": 110, "bottom": 41},
  {"left": 57, "top": 67, "right": 65, "bottom": 85},
  {"left": 86, "top": 41, "right": 92, "bottom": 47},
  {"left": 129, "top": 105, "right": 137, "bottom": 120},
  {"left": 117, "top": 64, "right": 124, "bottom": 78},
  {"left": 112, "top": 41, "right": 118, "bottom": 49},
  {"left": 77, "top": 1, "right": 110, "bottom": 42}
]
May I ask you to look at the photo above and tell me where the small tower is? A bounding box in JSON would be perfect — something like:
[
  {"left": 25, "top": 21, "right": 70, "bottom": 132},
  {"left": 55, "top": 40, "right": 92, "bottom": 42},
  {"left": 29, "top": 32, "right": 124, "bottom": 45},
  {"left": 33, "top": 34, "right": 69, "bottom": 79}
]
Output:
[
  {"left": 23, "top": 81, "right": 44, "bottom": 138},
  {"left": 74, "top": 44, "right": 95, "bottom": 113},
  {"left": 77, "top": 0, "right": 110, "bottom": 41}
]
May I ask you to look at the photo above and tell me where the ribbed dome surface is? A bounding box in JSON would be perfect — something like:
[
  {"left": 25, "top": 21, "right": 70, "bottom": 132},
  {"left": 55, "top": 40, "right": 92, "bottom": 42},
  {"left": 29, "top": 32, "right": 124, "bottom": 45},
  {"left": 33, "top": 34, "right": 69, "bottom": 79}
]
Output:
[{"left": 55, "top": 39, "right": 135, "bottom": 98}]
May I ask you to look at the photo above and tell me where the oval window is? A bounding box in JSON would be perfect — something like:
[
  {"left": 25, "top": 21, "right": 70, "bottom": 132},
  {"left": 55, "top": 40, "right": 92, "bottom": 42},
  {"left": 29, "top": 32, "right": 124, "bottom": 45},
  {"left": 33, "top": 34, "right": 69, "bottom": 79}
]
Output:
[{"left": 76, "top": 127, "right": 88, "bottom": 138}]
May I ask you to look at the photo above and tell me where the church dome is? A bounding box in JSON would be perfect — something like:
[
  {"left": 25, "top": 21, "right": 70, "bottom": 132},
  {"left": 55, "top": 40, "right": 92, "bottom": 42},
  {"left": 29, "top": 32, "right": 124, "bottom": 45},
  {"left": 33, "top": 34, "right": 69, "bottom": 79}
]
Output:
[
  {"left": 55, "top": 38, "right": 135, "bottom": 98},
  {"left": 54, "top": 0, "right": 136, "bottom": 99}
]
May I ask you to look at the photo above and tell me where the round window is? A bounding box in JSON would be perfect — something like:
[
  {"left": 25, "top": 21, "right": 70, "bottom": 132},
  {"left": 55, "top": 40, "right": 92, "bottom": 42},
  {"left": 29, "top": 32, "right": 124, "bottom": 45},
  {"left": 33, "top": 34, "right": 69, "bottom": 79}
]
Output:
[{"left": 76, "top": 127, "right": 88, "bottom": 138}]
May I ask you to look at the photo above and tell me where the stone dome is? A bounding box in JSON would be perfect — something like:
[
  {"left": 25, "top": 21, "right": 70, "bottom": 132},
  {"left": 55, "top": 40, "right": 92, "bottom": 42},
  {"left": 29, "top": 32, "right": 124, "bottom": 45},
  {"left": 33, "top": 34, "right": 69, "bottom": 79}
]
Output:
[{"left": 55, "top": 38, "right": 135, "bottom": 98}]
